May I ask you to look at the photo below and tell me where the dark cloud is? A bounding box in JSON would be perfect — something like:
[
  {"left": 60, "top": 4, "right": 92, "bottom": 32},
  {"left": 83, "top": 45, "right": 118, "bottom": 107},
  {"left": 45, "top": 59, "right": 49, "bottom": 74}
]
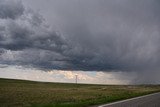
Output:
[
  {"left": 0, "top": 0, "right": 24, "bottom": 19},
  {"left": 0, "top": 0, "right": 160, "bottom": 81},
  {"left": 0, "top": 48, "right": 5, "bottom": 55},
  {"left": 0, "top": 0, "right": 69, "bottom": 70},
  {"left": 0, "top": 1, "right": 68, "bottom": 52},
  {"left": 48, "top": 0, "right": 160, "bottom": 72}
]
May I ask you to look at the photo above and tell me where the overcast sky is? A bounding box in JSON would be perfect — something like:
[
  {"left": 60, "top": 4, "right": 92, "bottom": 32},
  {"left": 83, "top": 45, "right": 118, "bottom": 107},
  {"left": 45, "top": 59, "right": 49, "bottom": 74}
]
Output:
[{"left": 0, "top": 0, "right": 160, "bottom": 84}]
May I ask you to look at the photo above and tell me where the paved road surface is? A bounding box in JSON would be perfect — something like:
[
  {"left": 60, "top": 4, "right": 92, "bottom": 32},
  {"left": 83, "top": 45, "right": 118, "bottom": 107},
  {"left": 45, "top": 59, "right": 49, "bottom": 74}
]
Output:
[{"left": 99, "top": 92, "right": 160, "bottom": 107}]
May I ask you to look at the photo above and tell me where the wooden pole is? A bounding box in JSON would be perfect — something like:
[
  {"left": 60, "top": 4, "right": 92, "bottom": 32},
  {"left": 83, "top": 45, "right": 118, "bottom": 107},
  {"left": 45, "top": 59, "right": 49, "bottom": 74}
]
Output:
[{"left": 75, "top": 75, "right": 78, "bottom": 84}]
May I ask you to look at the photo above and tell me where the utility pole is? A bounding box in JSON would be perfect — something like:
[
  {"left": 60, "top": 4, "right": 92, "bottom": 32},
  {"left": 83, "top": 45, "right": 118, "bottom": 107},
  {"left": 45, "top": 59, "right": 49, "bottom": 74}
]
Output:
[{"left": 75, "top": 75, "right": 78, "bottom": 84}]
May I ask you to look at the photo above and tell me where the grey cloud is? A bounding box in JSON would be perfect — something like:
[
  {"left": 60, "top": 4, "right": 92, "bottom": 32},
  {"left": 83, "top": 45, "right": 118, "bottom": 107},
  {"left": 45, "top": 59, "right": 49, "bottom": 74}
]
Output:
[
  {"left": 0, "top": 2, "right": 67, "bottom": 52},
  {"left": 0, "top": 48, "right": 5, "bottom": 55},
  {"left": 0, "top": 0, "right": 24, "bottom": 19},
  {"left": 0, "top": 0, "right": 69, "bottom": 70},
  {"left": 0, "top": 64, "right": 8, "bottom": 68},
  {"left": 1, "top": 0, "right": 160, "bottom": 81},
  {"left": 0, "top": 20, "right": 33, "bottom": 50},
  {"left": 0, "top": 49, "right": 69, "bottom": 71},
  {"left": 51, "top": 0, "right": 160, "bottom": 72}
]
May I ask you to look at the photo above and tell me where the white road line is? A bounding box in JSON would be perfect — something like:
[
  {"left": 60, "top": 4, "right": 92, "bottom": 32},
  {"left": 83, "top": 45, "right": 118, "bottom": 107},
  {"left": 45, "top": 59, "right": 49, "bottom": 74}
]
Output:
[{"left": 98, "top": 92, "right": 160, "bottom": 107}]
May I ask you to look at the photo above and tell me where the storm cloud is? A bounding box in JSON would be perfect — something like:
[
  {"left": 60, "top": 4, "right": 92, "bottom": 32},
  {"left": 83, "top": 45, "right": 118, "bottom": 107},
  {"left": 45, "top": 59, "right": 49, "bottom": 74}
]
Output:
[
  {"left": 0, "top": 0, "right": 160, "bottom": 82},
  {"left": 46, "top": 0, "right": 160, "bottom": 72},
  {"left": 0, "top": 0, "right": 24, "bottom": 19}
]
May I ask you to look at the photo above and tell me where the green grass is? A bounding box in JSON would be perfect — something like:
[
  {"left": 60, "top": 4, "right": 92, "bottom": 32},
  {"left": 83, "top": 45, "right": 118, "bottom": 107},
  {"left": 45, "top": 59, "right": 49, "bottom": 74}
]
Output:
[{"left": 0, "top": 78, "right": 160, "bottom": 107}]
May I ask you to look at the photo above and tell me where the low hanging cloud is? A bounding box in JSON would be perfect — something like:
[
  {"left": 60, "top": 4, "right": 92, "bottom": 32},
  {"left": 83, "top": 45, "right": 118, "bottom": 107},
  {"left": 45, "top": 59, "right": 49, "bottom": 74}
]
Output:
[
  {"left": 51, "top": 0, "right": 160, "bottom": 72},
  {"left": 0, "top": 0, "right": 160, "bottom": 84}
]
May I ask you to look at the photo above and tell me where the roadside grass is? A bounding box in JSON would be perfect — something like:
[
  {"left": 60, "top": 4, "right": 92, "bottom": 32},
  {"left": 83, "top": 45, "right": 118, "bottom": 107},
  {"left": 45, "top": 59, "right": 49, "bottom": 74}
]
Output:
[{"left": 0, "top": 78, "right": 160, "bottom": 107}]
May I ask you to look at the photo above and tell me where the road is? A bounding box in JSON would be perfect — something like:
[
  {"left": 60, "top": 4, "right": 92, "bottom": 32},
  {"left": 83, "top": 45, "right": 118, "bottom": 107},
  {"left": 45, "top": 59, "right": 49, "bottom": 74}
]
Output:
[{"left": 98, "top": 92, "right": 160, "bottom": 107}]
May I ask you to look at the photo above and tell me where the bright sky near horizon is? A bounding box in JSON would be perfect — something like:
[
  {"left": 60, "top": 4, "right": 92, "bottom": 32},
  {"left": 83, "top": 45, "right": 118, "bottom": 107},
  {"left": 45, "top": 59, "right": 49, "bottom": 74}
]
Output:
[{"left": 0, "top": 65, "right": 135, "bottom": 84}]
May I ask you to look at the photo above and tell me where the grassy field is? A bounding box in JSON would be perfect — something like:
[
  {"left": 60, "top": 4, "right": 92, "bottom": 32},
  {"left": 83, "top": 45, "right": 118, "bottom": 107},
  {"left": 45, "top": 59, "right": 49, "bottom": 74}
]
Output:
[{"left": 0, "top": 78, "right": 160, "bottom": 107}]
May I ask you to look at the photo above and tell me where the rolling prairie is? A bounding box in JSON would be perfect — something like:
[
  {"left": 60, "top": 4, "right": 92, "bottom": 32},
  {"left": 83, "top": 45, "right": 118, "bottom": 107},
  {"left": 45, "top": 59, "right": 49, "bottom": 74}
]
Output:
[{"left": 0, "top": 78, "right": 160, "bottom": 107}]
